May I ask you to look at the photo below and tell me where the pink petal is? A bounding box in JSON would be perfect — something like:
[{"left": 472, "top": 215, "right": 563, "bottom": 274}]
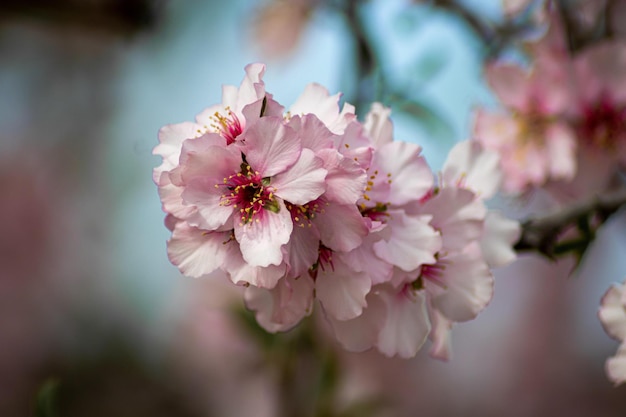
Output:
[
  {"left": 327, "top": 291, "right": 386, "bottom": 352},
  {"left": 157, "top": 173, "right": 197, "bottom": 220},
  {"left": 244, "top": 275, "right": 315, "bottom": 332},
  {"left": 234, "top": 200, "right": 293, "bottom": 267},
  {"left": 284, "top": 221, "right": 321, "bottom": 278},
  {"left": 363, "top": 103, "right": 393, "bottom": 147},
  {"left": 288, "top": 114, "right": 335, "bottom": 152},
  {"left": 181, "top": 178, "right": 234, "bottom": 230},
  {"left": 368, "top": 141, "right": 433, "bottom": 205},
  {"left": 480, "top": 210, "right": 520, "bottom": 268},
  {"left": 341, "top": 232, "right": 393, "bottom": 285},
  {"left": 607, "top": 343, "right": 626, "bottom": 386},
  {"left": 485, "top": 62, "right": 530, "bottom": 111},
  {"left": 236, "top": 63, "right": 267, "bottom": 109},
  {"left": 373, "top": 211, "right": 441, "bottom": 272},
  {"left": 290, "top": 83, "right": 350, "bottom": 134},
  {"left": 442, "top": 140, "right": 502, "bottom": 199},
  {"left": 473, "top": 108, "right": 519, "bottom": 150},
  {"left": 226, "top": 240, "right": 286, "bottom": 288},
  {"left": 316, "top": 149, "right": 366, "bottom": 205},
  {"left": 546, "top": 123, "right": 577, "bottom": 181},
  {"left": 242, "top": 95, "right": 285, "bottom": 121},
  {"left": 334, "top": 121, "right": 374, "bottom": 170},
  {"left": 315, "top": 203, "right": 368, "bottom": 252},
  {"left": 419, "top": 187, "right": 486, "bottom": 251},
  {"left": 428, "top": 301, "right": 453, "bottom": 361},
  {"left": 153, "top": 122, "right": 206, "bottom": 177},
  {"left": 178, "top": 138, "right": 240, "bottom": 184},
  {"left": 599, "top": 282, "right": 626, "bottom": 342},
  {"left": 376, "top": 286, "right": 430, "bottom": 358},
  {"left": 242, "top": 117, "right": 301, "bottom": 178},
  {"left": 272, "top": 148, "right": 327, "bottom": 205},
  {"left": 167, "top": 223, "right": 228, "bottom": 278},
  {"left": 316, "top": 256, "right": 371, "bottom": 321},
  {"left": 427, "top": 251, "right": 494, "bottom": 322}
]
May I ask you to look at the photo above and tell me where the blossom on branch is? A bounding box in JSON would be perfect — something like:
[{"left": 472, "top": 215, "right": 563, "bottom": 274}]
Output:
[{"left": 154, "top": 64, "right": 519, "bottom": 359}]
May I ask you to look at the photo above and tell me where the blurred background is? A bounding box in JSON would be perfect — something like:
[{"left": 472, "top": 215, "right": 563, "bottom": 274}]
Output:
[{"left": 1, "top": 0, "right": 626, "bottom": 416}]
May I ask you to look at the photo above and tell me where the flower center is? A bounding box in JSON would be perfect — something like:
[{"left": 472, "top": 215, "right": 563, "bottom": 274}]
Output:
[
  {"left": 308, "top": 244, "right": 334, "bottom": 280},
  {"left": 286, "top": 199, "right": 324, "bottom": 228},
  {"left": 581, "top": 96, "right": 626, "bottom": 149},
  {"left": 219, "top": 164, "right": 279, "bottom": 225},
  {"left": 413, "top": 257, "right": 449, "bottom": 290},
  {"left": 359, "top": 169, "right": 393, "bottom": 222},
  {"left": 515, "top": 111, "right": 550, "bottom": 146},
  {"left": 360, "top": 202, "right": 389, "bottom": 222},
  {"left": 210, "top": 107, "right": 243, "bottom": 145}
]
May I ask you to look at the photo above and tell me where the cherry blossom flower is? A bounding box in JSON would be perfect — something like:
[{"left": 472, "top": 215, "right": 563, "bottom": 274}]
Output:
[
  {"left": 599, "top": 279, "right": 626, "bottom": 386},
  {"left": 156, "top": 68, "right": 519, "bottom": 360},
  {"left": 325, "top": 110, "right": 509, "bottom": 359},
  {"left": 171, "top": 117, "right": 328, "bottom": 270},
  {"left": 474, "top": 62, "right": 576, "bottom": 194}
]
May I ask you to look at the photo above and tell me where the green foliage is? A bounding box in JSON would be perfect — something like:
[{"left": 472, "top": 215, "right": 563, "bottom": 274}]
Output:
[{"left": 33, "top": 378, "right": 60, "bottom": 417}]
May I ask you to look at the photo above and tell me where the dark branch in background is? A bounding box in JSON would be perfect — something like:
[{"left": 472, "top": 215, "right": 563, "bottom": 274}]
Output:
[
  {"left": 337, "top": 0, "right": 381, "bottom": 114},
  {"left": 431, "top": 0, "right": 534, "bottom": 58},
  {"left": 0, "top": 0, "right": 162, "bottom": 36},
  {"left": 515, "top": 188, "right": 626, "bottom": 260}
]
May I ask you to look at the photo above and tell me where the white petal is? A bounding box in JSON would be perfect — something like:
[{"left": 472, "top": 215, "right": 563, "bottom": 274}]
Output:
[
  {"left": 480, "top": 210, "right": 520, "bottom": 268},
  {"left": 376, "top": 287, "right": 430, "bottom": 358},
  {"left": 273, "top": 149, "right": 327, "bottom": 205},
  {"left": 428, "top": 251, "right": 494, "bottom": 322},
  {"left": 327, "top": 292, "right": 386, "bottom": 352},
  {"left": 599, "top": 283, "right": 626, "bottom": 341},
  {"left": 419, "top": 187, "right": 487, "bottom": 251},
  {"left": 373, "top": 212, "right": 441, "bottom": 272},
  {"left": 607, "top": 343, "right": 626, "bottom": 386},
  {"left": 315, "top": 203, "right": 368, "bottom": 253},
  {"left": 363, "top": 103, "right": 393, "bottom": 147},
  {"left": 316, "top": 257, "right": 371, "bottom": 321},
  {"left": 244, "top": 275, "right": 315, "bottom": 332},
  {"left": 428, "top": 301, "right": 453, "bottom": 361},
  {"left": 235, "top": 200, "right": 293, "bottom": 267},
  {"left": 442, "top": 140, "right": 502, "bottom": 199},
  {"left": 167, "top": 224, "right": 227, "bottom": 278}
]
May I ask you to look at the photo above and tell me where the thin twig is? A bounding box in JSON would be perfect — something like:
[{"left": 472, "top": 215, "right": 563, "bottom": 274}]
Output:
[{"left": 515, "top": 188, "right": 626, "bottom": 258}]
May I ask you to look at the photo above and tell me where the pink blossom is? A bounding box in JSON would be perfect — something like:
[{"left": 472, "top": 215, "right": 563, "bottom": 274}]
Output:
[
  {"left": 599, "top": 280, "right": 626, "bottom": 385},
  {"left": 289, "top": 83, "right": 356, "bottom": 134},
  {"left": 440, "top": 140, "right": 520, "bottom": 268},
  {"left": 174, "top": 117, "right": 327, "bottom": 269},
  {"left": 441, "top": 140, "right": 502, "bottom": 199},
  {"left": 327, "top": 283, "right": 431, "bottom": 358},
  {"left": 474, "top": 62, "right": 576, "bottom": 193},
  {"left": 571, "top": 41, "right": 626, "bottom": 164},
  {"left": 195, "top": 63, "right": 283, "bottom": 144}
]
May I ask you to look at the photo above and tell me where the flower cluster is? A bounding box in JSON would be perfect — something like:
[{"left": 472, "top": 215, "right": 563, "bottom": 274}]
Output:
[
  {"left": 474, "top": 11, "right": 626, "bottom": 199},
  {"left": 474, "top": 4, "right": 626, "bottom": 384},
  {"left": 154, "top": 64, "right": 519, "bottom": 359},
  {"left": 599, "top": 279, "right": 626, "bottom": 386}
]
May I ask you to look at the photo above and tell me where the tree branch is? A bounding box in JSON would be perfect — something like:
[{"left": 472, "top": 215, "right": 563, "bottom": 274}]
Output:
[{"left": 514, "top": 188, "right": 626, "bottom": 259}]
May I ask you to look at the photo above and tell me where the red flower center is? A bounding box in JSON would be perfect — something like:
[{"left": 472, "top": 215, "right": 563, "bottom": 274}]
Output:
[
  {"left": 219, "top": 164, "right": 278, "bottom": 224},
  {"left": 210, "top": 108, "right": 244, "bottom": 145},
  {"left": 581, "top": 95, "right": 626, "bottom": 149}
]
